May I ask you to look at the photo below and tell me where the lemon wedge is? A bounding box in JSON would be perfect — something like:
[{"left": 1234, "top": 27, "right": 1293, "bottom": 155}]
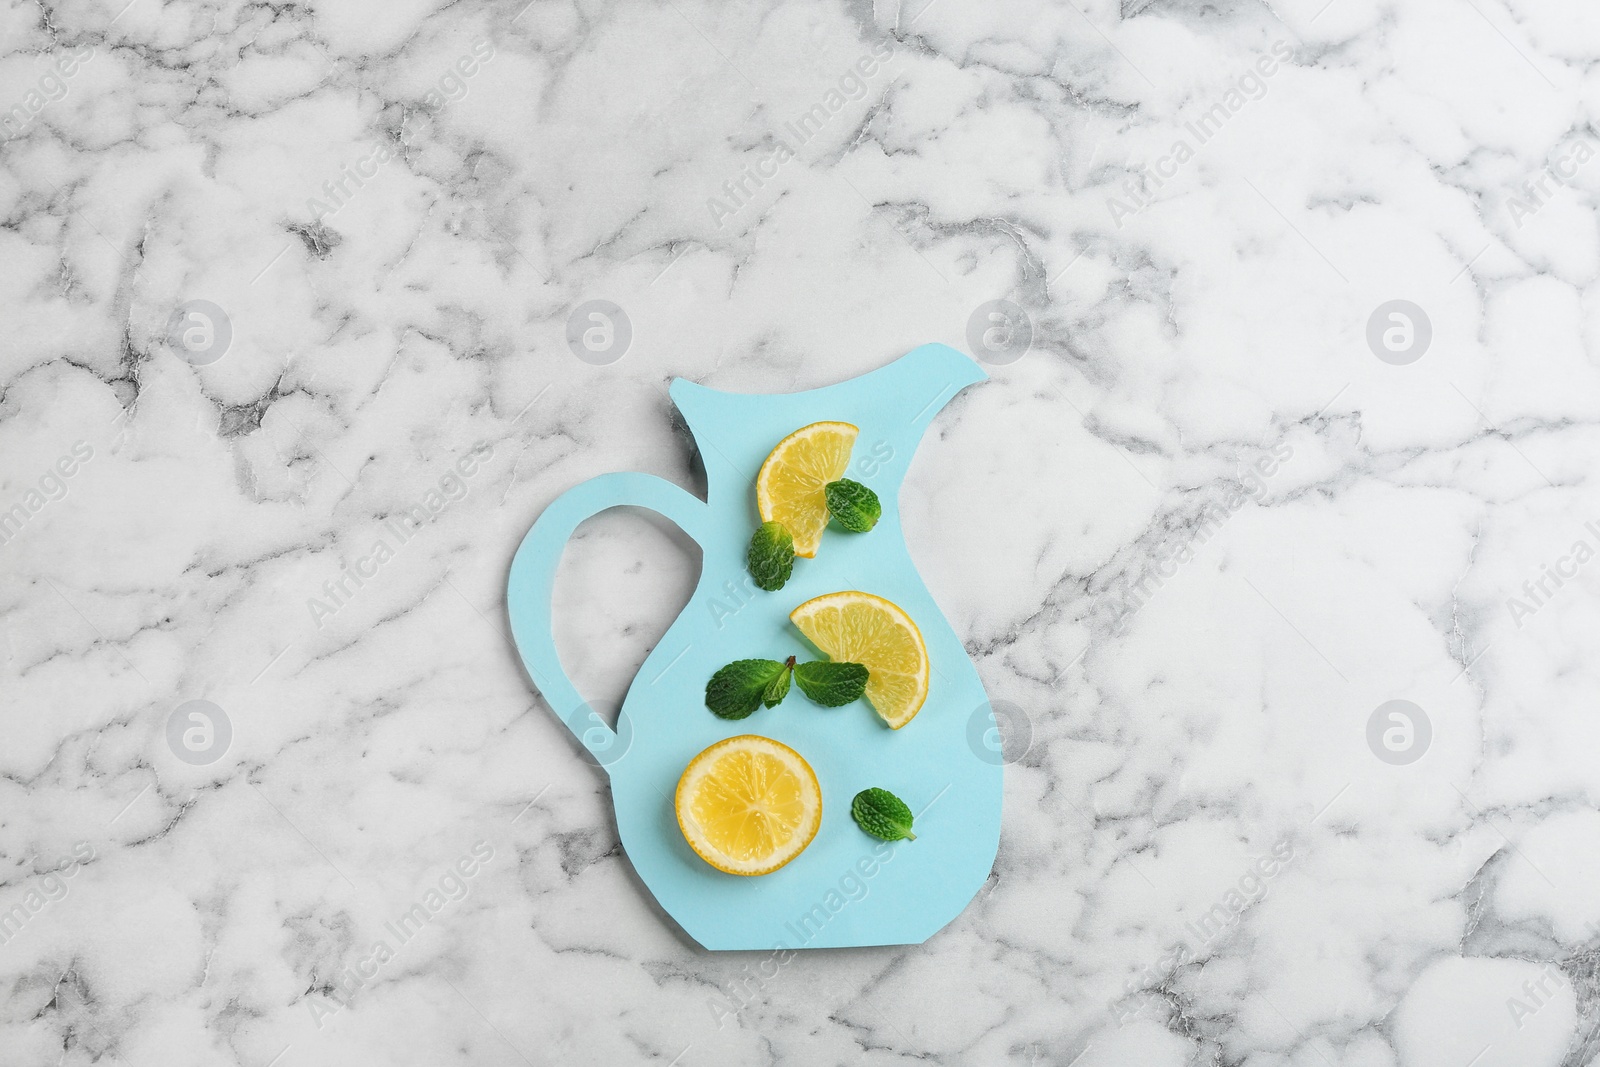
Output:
[
  {"left": 755, "top": 421, "right": 858, "bottom": 558},
  {"left": 790, "top": 591, "right": 930, "bottom": 729}
]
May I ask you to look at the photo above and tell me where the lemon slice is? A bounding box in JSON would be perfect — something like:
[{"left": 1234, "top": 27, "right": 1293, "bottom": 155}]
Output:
[
  {"left": 755, "top": 421, "right": 858, "bottom": 558},
  {"left": 675, "top": 735, "right": 822, "bottom": 876},
  {"left": 790, "top": 591, "right": 930, "bottom": 729}
]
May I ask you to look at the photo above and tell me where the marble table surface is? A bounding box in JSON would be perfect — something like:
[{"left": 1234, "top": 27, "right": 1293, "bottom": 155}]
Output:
[{"left": 4, "top": 0, "right": 1600, "bottom": 1063}]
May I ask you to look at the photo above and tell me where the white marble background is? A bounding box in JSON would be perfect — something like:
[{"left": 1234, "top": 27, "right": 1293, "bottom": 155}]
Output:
[{"left": 3, "top": 0, "right": 1599, "bottom": 1062}]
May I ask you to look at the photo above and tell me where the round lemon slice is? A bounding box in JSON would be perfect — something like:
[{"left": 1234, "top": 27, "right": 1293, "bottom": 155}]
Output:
[
  {"left": 790, "top": 590, "right": 930, "bottom": 729},
  {"left": 675, "top": 735, "right": 822, "bottom": 876},
  {"left": 755, "top": 421, "right": 858, "bottom": 558}
]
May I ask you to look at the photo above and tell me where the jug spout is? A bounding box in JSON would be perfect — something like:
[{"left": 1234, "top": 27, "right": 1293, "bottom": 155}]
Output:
[
  {"left": 666, "top": 344, "right": 987, "bottom": 513},
  {"left": 869, "top": 343, "right": 987, "bottom": 435}
]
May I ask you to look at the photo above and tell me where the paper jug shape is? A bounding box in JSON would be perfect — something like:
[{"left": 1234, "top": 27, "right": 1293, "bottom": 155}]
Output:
[{"left": 507, "top": 344, "right": 1003, "bottom": 950}]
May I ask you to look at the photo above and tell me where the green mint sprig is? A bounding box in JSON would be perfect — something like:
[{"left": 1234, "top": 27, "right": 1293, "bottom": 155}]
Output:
[
  {"left": 705, "top": 656, "right": 867, "bottom": 718},
  {"left": 747, "top": 521, "right": 795, "bottom": 592},
  {"left": 705, "top": 657, "right": 794, "bottom": 720},
  {"left": 825, "top": 479, "right": 881, "bottom": 533},
  {"left": 794, "top": 661, "right": 869, "bottom": 706},
  {"left": 851, "top": 788, "right": 917, "bottom": 841}
]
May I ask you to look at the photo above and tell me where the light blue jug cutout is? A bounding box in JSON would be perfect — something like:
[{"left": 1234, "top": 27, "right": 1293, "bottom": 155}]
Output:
[{"left": 507, "top": 344, "right": 1003, "bottom": 950}]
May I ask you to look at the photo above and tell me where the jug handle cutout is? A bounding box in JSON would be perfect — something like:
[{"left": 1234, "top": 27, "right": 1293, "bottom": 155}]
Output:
[{"left": 506, "top": 472, "right": 710, "bottom": 774}]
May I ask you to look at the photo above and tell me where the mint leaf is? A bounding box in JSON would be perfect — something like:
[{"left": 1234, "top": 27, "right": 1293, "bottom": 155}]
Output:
[
  {"left": 851, "top": 788, "right": 917, "bottom": 841},
  {"left": 706, "top": 659, "right": 786, "bottom": 719},
  {"left": 762, "top": 657, "right": 795, "bottom": 707},
  {"left": 794, "top": 660, "right": 868, "bottom": 707},
  {"left": 824, "top": 479, "right": 881, "bottom": 533},
  {"left": 747, "top": 521, "right": 795, "bottom": 591}
]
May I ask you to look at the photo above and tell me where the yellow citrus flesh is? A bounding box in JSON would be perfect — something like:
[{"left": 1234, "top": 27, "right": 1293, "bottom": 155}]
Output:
[
  {"left": 790, "top": 591, "right": 930, "bottom": 729},
  {"left": 675, "top": 735, "right": 822, "bottom": 876},
  {"left": 755, "top": 421, "right": 858, "bottom": 558}
]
